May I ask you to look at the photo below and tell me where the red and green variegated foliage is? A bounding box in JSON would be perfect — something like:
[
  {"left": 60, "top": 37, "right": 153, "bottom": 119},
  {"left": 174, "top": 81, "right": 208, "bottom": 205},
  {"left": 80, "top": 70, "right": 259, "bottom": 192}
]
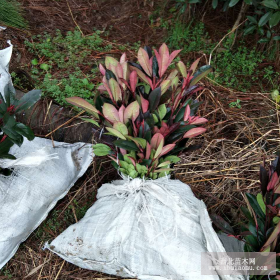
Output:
[
  {"left": 0, "top": 83, "right": 41, "bottom": 161},
  {"left": 66, "top": 43, "right": 212, "bottom": 179},
  {"left": 212, "top": 156, "right": 280, "bottom": 267}
]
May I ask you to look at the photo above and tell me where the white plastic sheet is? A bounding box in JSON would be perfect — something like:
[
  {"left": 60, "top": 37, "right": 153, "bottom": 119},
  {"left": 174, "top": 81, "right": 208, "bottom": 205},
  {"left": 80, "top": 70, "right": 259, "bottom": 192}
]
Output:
[
  {"left": 46, "top": 177, "right": 246, "bottom": 280},
  {"left": 0, "top": 137, "right": 93, "bottom": 269}
]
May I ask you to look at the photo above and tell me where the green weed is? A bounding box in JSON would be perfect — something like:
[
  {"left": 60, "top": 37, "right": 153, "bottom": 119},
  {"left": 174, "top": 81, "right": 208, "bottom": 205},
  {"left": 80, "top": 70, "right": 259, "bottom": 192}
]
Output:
[
  {"left": 24, "top": 29, "right": 111, "bottom": 105},
  {"left": 165, "top": 21, "right": 280, "bottom": 92},
  {"left": 0, "top": 0, "right": 28, "bottom": 29}
]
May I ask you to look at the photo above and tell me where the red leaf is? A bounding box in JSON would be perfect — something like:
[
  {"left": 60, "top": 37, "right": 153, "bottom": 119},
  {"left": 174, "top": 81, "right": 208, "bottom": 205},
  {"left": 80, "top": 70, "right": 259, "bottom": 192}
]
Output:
[
  {"left": 168, "top": 49, "right": 181, "bottom": 66},
  {"left": 191, "top": 117, "right": 208, "bottom": 125},
  {"left": 190, "top": 57, "right": 201, "bottom": 74},
  {"left": 102, "top": 76, "right": 114, "bottom": 101},
  {"left": 130, "top": 66, "right": 153, "bottom": 89},
  {"left": 159, "top": 43, "right": 169, "bottom": 77},
  {"left": 274, "top": 196, "right": 280, "bottom": 205},
  {"left": 153, "top": 49, "right": 162, "bottom": 77},
  {"left": 260, "top": 220, "right": 280, "bottom": 252},
  {"left": 138, "top": 47, "right": 152, "bottom": 76},
  {"left": 116, "top": 63, "right": 123, "bottom": 78},
  {"left": 151, "top": 133, "right": 164, "bottom": 149},
  {"left": 267, "top": 172, "right": 279, "bottom": 191},
  {"left": 160, "top": 144, "right": 176, "bottom": 157},
  {"left": 128, "top": 156, "right": 136, "bottom": 166},
  {"left": 99, "top": 64, "right": 106, "bottom": 75},
  {"left": 183, "top": 127, "right": 206, "bottom": 138},
  {"left": 183, "top": 105, "right": 190, "bottom": 121},
  {"left": 118, "top": 105, "right": 125, "bottom": 123},
  {"left": 97, "top": 84, "right": 106, "bottom": 91},
  {"left": 130, "top": 70, "right": 138, "bottom": 92},
  {"left": 140, "top": 95, "right": 149, "bottom": 113},
  {"left": 138, "top": 152, "right": 144, "bottom": 159},
  {"left": 120, "top": 148, "right": 127, "bottom": 155}
]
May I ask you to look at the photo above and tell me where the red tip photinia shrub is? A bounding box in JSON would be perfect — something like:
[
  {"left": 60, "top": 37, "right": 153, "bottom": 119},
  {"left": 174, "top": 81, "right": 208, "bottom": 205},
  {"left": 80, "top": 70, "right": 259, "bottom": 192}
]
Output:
[{"left": 67, "top": 43, "right": 212, "bottom": 179}]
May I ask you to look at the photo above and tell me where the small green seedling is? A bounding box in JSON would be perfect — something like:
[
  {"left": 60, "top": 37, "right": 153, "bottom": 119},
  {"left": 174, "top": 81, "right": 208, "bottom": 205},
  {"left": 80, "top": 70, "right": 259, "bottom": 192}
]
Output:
[{"left": 229, "top": 99, "right": 241, "bottom": 109}]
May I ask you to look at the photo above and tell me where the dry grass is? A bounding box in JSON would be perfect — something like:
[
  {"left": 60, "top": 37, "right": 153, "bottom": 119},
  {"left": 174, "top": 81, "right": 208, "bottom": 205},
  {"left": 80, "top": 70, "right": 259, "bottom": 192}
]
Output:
[{"left": 176, "top": 81, "right": 279, "bottom": 228}]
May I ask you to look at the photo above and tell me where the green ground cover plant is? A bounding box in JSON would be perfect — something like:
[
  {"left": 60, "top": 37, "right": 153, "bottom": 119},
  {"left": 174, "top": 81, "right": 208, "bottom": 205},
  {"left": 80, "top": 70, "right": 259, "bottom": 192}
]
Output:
[
  {"left": 23, "top": 29, "right": 112, "bottom": 105},
  {"left": 165, "top": 20, "right": 279, "bottom": 91}
]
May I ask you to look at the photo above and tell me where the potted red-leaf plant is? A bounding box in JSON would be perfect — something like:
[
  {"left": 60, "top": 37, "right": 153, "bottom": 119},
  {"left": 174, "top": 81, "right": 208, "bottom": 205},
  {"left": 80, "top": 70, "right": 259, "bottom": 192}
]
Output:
[{"left": 45, "top": 44, "right": 243, "bottom": 280}]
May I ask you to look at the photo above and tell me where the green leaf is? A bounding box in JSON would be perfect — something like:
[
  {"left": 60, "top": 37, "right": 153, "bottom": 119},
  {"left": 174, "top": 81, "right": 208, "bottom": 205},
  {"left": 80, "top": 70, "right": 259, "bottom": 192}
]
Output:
[
  {"left": 2, "top": 126, "right": 23, "bottom": 146},
  {"left": 241, "top": 206, "right": 255, "bottom": 224},
  {"left": 16, "top": 90, "right": 41, "bottom": 113},
  {"left": 134, "top": 138, "right": 147, "bottom": 149},
  {"left": 31, "top": 58, "right": 39, "bottom": 66},
  {"left": 229, "top": 0, "right": 240, "bottom": 7},
  {"left": 247, "top": 16, "right": 258, "bottom": 24},
  {"left": 93, "top": 143, "right": 111, "bottom": 156},
  {"left": 14, "top": 123, "right": 35, "bottom": 141},
  {"left": 257, "top": 193, "right": 266, "bottom": 214},
  {"left": 40, "top": 63, "right": 49, "bottom": 71},
  {"left": 106, "top": 127, "right": 126, "bottom": 140},
  {"left": 164, "top": 155, "right": 181, "bottom": 164},
  {"left": 158, "top": 104, "right": 167, "bottom": 120},
  {"left": 245, "top": 235, "right": 259, "bottom": 251},
  {"left": 128, "top": 170, "right": 138, "bottom": 178},
  {"left": 0, "top": 153, "right": 16, "bottom": 160},
  {"left": 66, "top": 97, "right": 99, "bottom": 115},
  {"left": 109, "top": 78, "right": 122, "bottom": 101},
  {"left": 136, "top": 163, "right": 148, "bottom": 174},
  {"left": 271, "top": 89, "right": 280, "bottom": 101},
  {"left": 119, "top": 160, "right": 129, "bottom": 170},
  {"left": 154, "top": 139, "right": 164, "bottom": 158},
  {"left": 212, "top": 0, "right": 218, "bottom": 9},
  {"left": 269, "top": 11, "right": 280, "bottom": 27},
  {"left": 246, "top": 193, "right": 266, "bottom": 220},
  {"left": 153, "top": 114, "right": 159, "bottom": 123},
  {"left": 81, "top": 118, "right": 100, "bottom": 127},
  {"left": 114, "top": 140, "right": 139, "bottom": 151},
  {"left": 244, "top": 25, "right": 256, "bottom": 35},
  {"left": 148, "top": 87, "right": 161, "bottom": 113},
  {"left": 126, "top": 136, "right": 147, "bottom": 149},
  {"left": 154, "top": 168, "right": 173, "bottom": 173},
  {"left": 273, "top": 36, "right": 280, "bottom": 40},
  {"left": 273, "top": 217, "right": 280, "bottom": 224},
  {"left": 190, "top": 65, "right": 212, "bottom": 86},
  {"left": 0, "top": 137, "right": 14, "bottom": 156},
  {"left": 261, "top": 0, "right": 278, "bottom": 9},
  {"left": 258, "top": 12, "right": 272, "bottom": 26},
  {"left": 157, "top": 161, "right": 171, "bottom": 168},
  {"left": 113, "top": 122, "right": 128, "bottom": 136}
]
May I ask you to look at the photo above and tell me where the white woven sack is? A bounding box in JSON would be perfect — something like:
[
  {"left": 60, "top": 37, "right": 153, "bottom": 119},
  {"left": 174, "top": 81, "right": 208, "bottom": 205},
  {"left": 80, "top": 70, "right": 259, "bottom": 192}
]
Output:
[
  {"left": 0, "top": 137, "right": 93, "bottom": 268},
  {"left": 0, "top": 41, "right": 13, "bottom": 99},
  {"left": 46, "top": 177, "right": 246, "bottom": 280}
]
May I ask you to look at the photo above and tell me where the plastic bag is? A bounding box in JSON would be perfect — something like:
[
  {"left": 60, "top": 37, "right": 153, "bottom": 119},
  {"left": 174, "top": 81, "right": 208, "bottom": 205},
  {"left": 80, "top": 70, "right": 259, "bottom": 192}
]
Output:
[
  {"left": 0, "top": 137, "right": 93, "bottom": 268},
  {"left": 46, "top": 177, "right": 246, "bottom": 280}
]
